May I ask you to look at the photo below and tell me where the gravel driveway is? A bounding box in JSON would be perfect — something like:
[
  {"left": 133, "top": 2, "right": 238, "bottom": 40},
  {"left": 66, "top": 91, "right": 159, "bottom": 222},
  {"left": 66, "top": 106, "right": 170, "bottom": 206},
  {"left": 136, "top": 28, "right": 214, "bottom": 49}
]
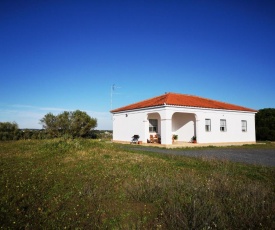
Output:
[{"left": 125, "top": 146, "right": 275, "bottom": 167}]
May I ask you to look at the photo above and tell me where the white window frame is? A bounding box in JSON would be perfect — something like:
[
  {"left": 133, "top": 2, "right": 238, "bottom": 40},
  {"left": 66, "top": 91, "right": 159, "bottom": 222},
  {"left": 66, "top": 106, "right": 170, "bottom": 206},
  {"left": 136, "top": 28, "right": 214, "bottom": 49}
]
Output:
[
  {"left": 220, "top": 119, "right": 227, "bottom": 132},
  {"left": 149, "top": 119, "right": 158, "bottom": 133},
  {"left": 205, "top": 119, "right": 211, "bottom": 132},
  {"left": 241, "top": 120, "right": 247, "bottom": 132}
]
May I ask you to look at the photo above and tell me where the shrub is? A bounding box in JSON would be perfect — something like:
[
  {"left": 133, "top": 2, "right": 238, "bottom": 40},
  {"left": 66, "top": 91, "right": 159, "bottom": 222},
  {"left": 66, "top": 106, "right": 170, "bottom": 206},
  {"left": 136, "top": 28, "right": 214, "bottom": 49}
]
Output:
[
  {"left": 0, "top": 122, "right": 19, "bottom": 141},
  {"left": 256, "top": 108, "right": 275, "bottom": 141}
]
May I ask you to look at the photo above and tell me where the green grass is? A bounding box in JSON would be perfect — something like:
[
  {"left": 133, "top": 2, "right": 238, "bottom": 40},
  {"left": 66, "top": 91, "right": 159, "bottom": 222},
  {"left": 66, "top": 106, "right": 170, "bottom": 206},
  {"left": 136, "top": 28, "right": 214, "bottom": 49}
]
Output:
[{"left": 1, "top": 139, "right": 275, "bottom": 229}]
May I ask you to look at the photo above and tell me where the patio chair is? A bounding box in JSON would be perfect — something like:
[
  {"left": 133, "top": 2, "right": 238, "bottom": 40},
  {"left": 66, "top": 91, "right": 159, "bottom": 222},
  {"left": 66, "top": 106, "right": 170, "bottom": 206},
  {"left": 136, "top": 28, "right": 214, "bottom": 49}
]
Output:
[
  {"left": 156, "top": 135, "right": 161, "bottom": 143},
  {"left": 131, "top": 135, "right": 140, "bottom": 144},
  {"left": 150, "top": 134, "right": 159, "bottom": 143}
]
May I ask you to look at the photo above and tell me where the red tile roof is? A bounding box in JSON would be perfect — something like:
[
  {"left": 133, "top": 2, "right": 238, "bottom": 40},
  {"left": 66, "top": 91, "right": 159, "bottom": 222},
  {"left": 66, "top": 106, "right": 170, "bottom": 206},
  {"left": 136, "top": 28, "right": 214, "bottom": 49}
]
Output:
[{"left": 110, "top": 92, "right": 257, "bottom": 113}]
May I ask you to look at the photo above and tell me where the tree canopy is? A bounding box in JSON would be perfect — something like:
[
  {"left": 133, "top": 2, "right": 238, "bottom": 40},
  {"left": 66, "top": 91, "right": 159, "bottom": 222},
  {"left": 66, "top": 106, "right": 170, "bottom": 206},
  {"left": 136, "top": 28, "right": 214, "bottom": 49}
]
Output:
[
  {"left": 256, "top": 108, "right": 275, "bottom": 141},
  {"left": 0, "top": 122, "right": 19, "bottom": 140},
  {"left": 40, "top": 110, "right": 97, "bottom": 138}
]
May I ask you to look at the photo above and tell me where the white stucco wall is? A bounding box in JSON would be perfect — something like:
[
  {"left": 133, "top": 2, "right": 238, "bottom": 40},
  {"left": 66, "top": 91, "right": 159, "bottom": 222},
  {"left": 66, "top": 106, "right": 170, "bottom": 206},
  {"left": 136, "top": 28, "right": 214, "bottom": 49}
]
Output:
[
  {"left": 112, "top": 105, "right": 256, "bottom": 145},
  {"left": 112, "top": 110, "right": 147, "bottom": 143},
  {"left": 195, "top": 110, "right": 256, "bottom": 143}
]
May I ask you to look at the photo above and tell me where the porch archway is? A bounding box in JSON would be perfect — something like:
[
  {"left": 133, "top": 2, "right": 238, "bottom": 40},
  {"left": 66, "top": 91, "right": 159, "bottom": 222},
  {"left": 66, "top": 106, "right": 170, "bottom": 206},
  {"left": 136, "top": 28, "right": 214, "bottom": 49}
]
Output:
[
  {"left": 143, "top": 112, "right": 161, "bottom": 143},
  {"left": 172, "top": 112, "right": 196, "bottom": 142}
]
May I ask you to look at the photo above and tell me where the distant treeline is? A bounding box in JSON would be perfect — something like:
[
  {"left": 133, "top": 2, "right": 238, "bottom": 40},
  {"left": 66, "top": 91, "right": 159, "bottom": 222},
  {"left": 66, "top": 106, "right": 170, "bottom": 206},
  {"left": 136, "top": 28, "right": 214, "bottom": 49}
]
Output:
[
  {"left": 0, "top": 110, "right": 112, "bottom": 141},
  {"left": 0, "top": 122, "right": 112, "bottom": 141},
  {"left": 0, "top": 122, "right": 47, "bottom": 141}
]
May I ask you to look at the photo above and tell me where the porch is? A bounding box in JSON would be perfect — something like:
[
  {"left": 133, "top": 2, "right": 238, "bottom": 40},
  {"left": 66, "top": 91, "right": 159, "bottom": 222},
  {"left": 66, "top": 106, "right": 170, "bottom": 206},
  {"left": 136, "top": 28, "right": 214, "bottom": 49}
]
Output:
[{"left": 146, "top": 111, "right": 197, "bottom": 145}]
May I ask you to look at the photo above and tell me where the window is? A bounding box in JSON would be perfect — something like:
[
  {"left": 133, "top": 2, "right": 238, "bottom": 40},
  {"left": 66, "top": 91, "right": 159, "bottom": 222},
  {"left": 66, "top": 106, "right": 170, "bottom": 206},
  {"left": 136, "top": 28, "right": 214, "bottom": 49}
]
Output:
[
  {"left": 242, "top": 120, "right": 247, "bottom": 132},
  {"left": 205, "top": 119, "right": 211, "bottom": 132},
  {"left": 149, "top": 119, "right": 158, "bottom": 132},
  {"left": 220, "top": 119, "right": 227, "bottom": 132}
]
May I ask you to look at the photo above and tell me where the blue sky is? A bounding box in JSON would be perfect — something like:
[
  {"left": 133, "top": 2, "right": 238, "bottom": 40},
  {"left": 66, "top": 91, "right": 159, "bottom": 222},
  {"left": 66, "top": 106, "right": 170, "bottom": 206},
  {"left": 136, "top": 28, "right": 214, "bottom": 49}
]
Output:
[{"left": 1, "top": 0, "right": 274, "bottom": 130}]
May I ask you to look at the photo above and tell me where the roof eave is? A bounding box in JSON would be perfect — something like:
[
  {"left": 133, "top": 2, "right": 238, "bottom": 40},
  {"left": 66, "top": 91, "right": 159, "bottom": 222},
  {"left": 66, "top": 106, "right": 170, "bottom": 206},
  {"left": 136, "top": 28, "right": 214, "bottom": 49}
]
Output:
[
  {"left": 110, "top": 104, "right": 257, "bottom": 114},
  {"left": 169, "top": 104, "right": 257, "bottom": 113},
  {"left": 110, "top": 104, "right": 166, "bottom": 114}
]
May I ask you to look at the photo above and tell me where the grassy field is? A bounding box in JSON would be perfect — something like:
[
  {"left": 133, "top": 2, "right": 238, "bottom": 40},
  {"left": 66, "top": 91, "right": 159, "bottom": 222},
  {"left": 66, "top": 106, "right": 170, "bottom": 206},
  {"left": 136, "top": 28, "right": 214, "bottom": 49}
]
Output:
[{"left": 1, "top": 139, "right": 275, "bottom": 229}]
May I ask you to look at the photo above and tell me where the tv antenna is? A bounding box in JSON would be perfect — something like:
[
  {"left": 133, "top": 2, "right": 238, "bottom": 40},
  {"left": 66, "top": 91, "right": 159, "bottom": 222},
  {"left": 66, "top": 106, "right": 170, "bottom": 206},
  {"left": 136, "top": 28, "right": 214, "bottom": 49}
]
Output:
[{"left": 110, "top": 84, "right": 121, "bottom": 110}]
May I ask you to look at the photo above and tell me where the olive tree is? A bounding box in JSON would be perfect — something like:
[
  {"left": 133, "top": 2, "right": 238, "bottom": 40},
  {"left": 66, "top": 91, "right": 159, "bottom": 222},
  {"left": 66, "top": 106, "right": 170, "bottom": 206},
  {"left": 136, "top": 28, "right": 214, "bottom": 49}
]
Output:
[
  {"left": 56, "top": 111, "right": 70, "bottom": 136},
  {"left": 40, "top": 113, "right": 59, "bottom": 137},
  {"left": 40, "top": 110, "right": 97, "bottom": 138},
  {"left": 70, "top": 110, "right": 97, "bottom": 137}
]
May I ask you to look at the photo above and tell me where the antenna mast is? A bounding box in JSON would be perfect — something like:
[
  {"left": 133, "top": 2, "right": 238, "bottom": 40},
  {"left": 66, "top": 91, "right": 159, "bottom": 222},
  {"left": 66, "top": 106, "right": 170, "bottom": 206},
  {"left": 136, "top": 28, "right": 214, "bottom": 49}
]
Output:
[
  {"left": 110, "top": 84, "right": 115, "bottom": 110},
  {"left": 110, "top": 84, "right": 121, "bottom": 110}
]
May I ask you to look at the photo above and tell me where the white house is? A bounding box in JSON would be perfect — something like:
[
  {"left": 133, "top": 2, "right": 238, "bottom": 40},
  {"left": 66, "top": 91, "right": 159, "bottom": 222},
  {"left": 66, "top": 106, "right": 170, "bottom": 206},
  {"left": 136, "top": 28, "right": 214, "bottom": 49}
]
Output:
[{"left": 110, "top": 92, "right": 257, "bottom": 145}]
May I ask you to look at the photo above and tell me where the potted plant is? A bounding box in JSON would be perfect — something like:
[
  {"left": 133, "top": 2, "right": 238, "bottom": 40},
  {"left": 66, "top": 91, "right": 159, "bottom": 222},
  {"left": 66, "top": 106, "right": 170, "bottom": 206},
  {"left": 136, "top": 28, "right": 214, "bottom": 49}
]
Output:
[
  {"left": 172, "top": 134, "right": 178, "bottom": 143},
  {"left": 192, "top": 136, "right": 197, "bottom": 143}
]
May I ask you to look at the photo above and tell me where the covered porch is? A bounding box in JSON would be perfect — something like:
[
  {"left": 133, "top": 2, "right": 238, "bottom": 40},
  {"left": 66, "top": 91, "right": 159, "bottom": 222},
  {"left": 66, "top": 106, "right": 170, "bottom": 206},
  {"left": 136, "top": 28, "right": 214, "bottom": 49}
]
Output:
[{"left": 145, "top": 111, "right": 197, "bottom": 145}]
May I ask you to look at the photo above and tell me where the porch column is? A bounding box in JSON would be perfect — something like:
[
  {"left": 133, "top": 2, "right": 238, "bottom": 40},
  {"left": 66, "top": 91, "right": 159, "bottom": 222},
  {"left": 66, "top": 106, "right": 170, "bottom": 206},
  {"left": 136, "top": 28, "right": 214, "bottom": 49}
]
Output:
[
  {"left": 160, "top": 111, "right": 173, "bottom": 145},
  {"left": 195, "top": 113, "right": 201, "bottom": 143},
  {"left": 143, "top": 116, "right": 149, "bottom": 143}
]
